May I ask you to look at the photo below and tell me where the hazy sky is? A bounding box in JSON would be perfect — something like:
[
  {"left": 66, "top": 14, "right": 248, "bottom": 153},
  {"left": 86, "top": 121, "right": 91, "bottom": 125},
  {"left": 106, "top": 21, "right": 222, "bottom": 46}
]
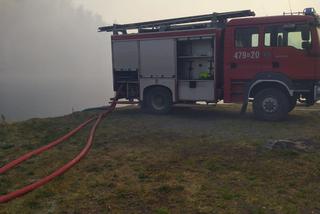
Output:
[
  {"left": 0, "top": 0, "right": 111, "bottom": 121},
  {"left": 72, "top": 0, "right": 320, "bottom": 24}
]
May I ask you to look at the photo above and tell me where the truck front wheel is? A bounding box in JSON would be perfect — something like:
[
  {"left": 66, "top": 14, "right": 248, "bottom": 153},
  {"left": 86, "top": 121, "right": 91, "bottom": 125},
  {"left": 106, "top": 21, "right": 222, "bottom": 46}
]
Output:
[
  {"left": 145, "top": 87, "right": 172, "bottom": 114},
  {"left": 253, "top": 88, "right": 289, "bottom": 121}
]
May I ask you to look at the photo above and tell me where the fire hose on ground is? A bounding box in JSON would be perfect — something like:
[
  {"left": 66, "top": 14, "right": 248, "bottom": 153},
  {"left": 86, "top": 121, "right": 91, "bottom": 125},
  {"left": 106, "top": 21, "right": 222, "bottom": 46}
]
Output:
[{"left": 0, "top": 90, "right": 121, "bottom": 203}]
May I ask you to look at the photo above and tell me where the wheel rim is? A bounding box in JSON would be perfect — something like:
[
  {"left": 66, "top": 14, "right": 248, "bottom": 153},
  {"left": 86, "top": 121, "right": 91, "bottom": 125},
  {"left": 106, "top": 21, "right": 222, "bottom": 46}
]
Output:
[
  {"left": 262, "top": 97, "right": 279, "bottom": 113},
  {"left": 151, "top": 94, "right": 165, "bottom": 110}
]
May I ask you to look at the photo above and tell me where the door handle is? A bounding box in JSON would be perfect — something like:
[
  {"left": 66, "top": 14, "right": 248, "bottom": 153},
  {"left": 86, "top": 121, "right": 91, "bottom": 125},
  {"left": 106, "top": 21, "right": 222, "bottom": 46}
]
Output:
[{"left": 230, "top": 62, "right": 237, "bottom": 69}]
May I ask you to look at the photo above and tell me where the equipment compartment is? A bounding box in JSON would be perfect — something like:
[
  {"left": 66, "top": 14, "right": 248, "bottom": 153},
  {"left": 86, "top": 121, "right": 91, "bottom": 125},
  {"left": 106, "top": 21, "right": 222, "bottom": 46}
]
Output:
[
  {"left": 177, "top": 36, "right": 216, "bottom": 101},
  {"left": 177, "top": 37, "right": 215, "bottom": 80}
]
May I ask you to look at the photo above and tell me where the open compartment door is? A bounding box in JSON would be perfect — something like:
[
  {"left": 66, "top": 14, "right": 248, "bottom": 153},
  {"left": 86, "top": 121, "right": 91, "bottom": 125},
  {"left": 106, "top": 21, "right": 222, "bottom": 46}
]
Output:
[{"left": 176, "top": 36, "right": 216, "bottom": 102}]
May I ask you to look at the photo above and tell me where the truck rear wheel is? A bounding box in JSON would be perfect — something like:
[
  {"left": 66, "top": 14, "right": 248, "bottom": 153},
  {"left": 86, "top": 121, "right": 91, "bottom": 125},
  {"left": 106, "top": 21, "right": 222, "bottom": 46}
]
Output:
[
  {"left": 145, "top": 87, "right": 172, "bottom": 114},
  {"left": 253, "top": 88, "right": 289, "bottom": 121}
]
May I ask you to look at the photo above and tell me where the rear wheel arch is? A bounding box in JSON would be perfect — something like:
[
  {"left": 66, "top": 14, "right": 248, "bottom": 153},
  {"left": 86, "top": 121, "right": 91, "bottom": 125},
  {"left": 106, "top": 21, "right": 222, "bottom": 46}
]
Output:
[
  {"left": 142, "top": 85, "right": 173, "bottom": 114},
  {"left": 143, "top": 85, "right": 173, "bottom": 101}
]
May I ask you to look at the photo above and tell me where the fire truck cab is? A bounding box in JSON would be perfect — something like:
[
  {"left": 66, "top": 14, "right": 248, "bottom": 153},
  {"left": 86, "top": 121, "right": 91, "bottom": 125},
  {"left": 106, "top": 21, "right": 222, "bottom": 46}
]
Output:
[{"left": 99, "top": 8, "right": 320, "bottom": 121}]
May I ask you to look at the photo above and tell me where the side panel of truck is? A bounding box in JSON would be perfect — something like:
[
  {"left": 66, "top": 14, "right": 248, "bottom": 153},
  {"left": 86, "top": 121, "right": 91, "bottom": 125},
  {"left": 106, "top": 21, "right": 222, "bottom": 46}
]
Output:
[
  {"left": 111, "top": 29, "right": 221, "bottom": 103},
  {"left": 112, "top": 41, "right": 139, "bottom": 71},
  {"left": 139, "top": 39, "right": 177, "bottom": 101}
]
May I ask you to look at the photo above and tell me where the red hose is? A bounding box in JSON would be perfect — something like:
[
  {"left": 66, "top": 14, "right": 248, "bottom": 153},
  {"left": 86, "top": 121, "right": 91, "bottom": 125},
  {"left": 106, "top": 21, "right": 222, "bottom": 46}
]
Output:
[
  {"left": 0, "top": 100, "right": 117, "bottom": 203},
  {"left": 0, "top": 116, "right": 97, "bottom": 174}
]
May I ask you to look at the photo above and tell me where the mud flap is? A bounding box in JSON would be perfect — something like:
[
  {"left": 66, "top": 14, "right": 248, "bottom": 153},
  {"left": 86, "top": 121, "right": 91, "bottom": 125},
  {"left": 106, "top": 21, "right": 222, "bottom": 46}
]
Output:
[{"left": 240, "top": 101, "right": 248, "bottom": 114}]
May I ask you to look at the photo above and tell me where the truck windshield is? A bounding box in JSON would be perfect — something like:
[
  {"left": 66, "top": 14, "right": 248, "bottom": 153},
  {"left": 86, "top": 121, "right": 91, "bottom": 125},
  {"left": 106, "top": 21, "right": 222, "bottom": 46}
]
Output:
[{"left": 264, "top": 25, "right": 312, "bottom": 50}]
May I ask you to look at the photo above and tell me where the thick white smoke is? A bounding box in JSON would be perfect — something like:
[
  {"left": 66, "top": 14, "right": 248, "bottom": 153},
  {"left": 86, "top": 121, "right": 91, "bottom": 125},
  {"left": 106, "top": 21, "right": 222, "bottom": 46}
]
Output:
[{"left": 0, "top": 0, "right": 113, "bottom": 121}]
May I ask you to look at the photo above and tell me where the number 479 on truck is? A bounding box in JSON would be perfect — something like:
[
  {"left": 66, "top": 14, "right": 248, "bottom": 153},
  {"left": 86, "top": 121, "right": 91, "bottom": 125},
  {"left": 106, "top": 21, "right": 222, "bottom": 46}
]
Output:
[{"left": 99, "top": 8, "right": 320, "bottom": 121}]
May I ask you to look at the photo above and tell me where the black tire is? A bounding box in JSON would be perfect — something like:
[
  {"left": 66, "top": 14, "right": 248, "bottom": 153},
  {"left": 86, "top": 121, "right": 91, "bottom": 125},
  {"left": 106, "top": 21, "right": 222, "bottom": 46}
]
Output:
[
  {"left": 253, "top": 88, "right": 289, "bottom": 121},
  {"left": 145, "top": 87, "right": 172, "bottom": 114},
  {"left": 288, "top": 97, "right": 297, "bottom": 113}
]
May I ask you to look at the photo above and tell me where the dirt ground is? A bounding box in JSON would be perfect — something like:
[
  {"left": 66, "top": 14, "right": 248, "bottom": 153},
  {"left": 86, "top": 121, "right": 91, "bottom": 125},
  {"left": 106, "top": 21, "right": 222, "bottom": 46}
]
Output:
[{"left": 0, "top": 104, "right": 320, "bottom": 214}]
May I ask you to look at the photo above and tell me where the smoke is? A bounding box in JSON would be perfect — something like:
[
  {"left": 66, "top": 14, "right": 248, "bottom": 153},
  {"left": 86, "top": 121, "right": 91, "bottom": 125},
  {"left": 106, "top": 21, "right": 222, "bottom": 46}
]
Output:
[{"left": 0, "top": 0, "right": 113, "bottom": 121}]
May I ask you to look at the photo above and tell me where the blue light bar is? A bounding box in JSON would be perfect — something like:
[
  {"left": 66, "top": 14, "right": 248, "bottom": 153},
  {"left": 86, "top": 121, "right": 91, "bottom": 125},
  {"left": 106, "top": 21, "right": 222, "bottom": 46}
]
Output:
[{"left": 304, "top": 8, "right": 317, "bottom": 16}]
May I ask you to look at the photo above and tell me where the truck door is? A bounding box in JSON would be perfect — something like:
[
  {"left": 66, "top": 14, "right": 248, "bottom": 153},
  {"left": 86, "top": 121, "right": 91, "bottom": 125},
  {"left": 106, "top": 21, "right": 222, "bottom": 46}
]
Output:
[
  {"left": 263, "top": 24, "right": 316, "bottom": 80},
  {"left": 224, "top": 26, "right": 262, "bottom": 102}
]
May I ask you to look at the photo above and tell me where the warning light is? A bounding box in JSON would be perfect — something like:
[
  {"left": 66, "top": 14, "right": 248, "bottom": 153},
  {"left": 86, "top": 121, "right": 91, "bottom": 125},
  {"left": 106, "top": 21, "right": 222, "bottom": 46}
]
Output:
[{"left": 304, "top": 8, "right": 317, "bottom": 16}]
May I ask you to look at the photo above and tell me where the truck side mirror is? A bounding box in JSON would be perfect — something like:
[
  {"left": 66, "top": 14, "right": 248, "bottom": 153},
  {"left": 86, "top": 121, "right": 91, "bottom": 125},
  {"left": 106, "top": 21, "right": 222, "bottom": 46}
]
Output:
[{"left": 301, "top": 28, "right": 310, "bottom": 41}]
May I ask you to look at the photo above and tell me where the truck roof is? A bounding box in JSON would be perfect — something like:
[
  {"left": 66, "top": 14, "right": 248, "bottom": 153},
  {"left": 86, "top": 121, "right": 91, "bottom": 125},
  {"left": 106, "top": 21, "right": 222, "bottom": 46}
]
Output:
[
  {"left": 101, "top": 9, "right": 320, "bottom": 39},
  {"left": 227, "top": 15, "right": 316, "bottom": 27}
]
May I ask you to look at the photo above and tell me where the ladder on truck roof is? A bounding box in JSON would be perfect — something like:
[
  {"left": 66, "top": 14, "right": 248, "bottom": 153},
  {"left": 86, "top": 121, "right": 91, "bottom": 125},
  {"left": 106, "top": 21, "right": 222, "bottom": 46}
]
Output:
[{"left": 98, "top": 10, "right": 255, "bottom": 35}]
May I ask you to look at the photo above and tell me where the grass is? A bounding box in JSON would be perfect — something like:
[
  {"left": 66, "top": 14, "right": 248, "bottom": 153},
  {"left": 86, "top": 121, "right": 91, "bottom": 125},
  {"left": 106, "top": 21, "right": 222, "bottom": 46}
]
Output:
[{"left": 0, "top": 104, "right": 320, "bottom": 213}]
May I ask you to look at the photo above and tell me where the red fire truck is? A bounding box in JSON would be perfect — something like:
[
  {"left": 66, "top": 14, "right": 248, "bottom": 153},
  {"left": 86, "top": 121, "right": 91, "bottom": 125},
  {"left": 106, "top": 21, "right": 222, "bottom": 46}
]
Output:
[{"left": 99, "top": 8, "right": 320, "bottom": 121}]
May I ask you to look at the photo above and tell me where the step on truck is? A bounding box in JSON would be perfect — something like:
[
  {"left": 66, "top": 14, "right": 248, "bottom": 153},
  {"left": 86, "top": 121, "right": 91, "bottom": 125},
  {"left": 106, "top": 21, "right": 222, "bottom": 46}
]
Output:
[{"left": 99, "top": 8, "right": 320, "bottom": 121}]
